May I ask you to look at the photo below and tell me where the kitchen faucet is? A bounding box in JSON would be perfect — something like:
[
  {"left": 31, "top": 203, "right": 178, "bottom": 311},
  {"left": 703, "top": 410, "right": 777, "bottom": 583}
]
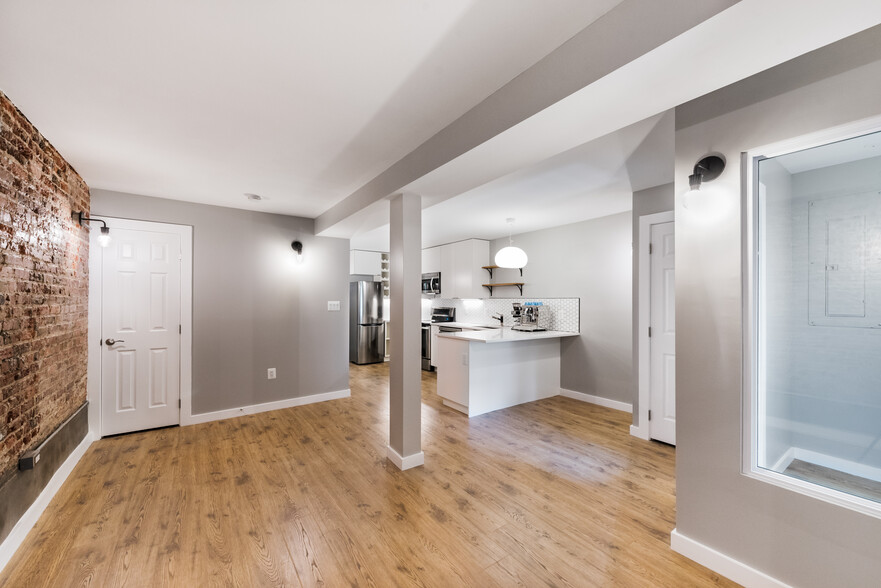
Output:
[{"left": 491, "top": 312, "right": 504, "bottom": 326}]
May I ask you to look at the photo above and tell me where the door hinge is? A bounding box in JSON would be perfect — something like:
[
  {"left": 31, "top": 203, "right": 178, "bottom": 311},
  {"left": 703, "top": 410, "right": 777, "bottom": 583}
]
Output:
[
  {"left": 648, "top": 410, "right": 652, "bottom": 421},
  {"left": 648, "top": 326, "right": 652, "bottom": 338},
  {"left": 649, "top": 243, "right": 653, "bottom": 254},
  {"left": 179, "top": 324, "right": 182, "bottom": 334},
  {"left": 179, "top": 399, "right": 181, "bottom": 408}
]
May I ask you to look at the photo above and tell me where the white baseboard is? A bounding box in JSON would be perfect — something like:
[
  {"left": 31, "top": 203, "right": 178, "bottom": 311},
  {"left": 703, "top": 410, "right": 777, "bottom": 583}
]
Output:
[
  {"left": 560, "top": 388, "right": 632, "bottom": 413},
  {"left": 184, "top": 389, "right": 350, "bottom": 425},
  {"left": 630, "top": 424, "right": 650, "bottom": 440},
  {"left": 0, "top": 431, "right": 96, "bottom": 574},
  {"left": 387, "top": 446, "right": 425, "bottom": 470},
  {"left": 671, "top": 529, "right": 791, "bottom": 588}
]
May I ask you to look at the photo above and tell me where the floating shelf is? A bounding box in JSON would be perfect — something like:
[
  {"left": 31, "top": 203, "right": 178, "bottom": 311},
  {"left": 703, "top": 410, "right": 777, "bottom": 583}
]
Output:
[
  {"left": 482, "top": 282, "right": 524, "bottom": 296},
  {"left": 482, "top": 265, "right": 524, "bottom": 279}
]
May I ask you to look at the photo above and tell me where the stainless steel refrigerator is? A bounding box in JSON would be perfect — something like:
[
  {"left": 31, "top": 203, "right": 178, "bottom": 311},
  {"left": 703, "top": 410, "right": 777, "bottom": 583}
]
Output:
[{"left": 349, "top": 281, "right": 385, "bottom": 364}]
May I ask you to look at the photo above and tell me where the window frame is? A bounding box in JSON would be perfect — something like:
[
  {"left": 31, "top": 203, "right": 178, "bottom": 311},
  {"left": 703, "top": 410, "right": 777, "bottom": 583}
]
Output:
[{"left": 742, "top": 115, "right": 881, "bottom": 520}]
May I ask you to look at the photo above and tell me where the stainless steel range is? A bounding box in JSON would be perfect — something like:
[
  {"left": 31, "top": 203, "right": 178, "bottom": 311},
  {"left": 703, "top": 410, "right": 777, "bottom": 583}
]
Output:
[{"left": 421, "top": 307, "right": 456, "bottom": 371}]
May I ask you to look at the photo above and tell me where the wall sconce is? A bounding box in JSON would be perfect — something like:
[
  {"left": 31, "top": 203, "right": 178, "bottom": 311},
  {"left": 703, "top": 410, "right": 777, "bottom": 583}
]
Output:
[
  {"left": 291, "top": 240, "right": 303, "bottom": 263},
  {"left": 494, "top": 218, "right": 528, "bottom": 269},
  {"left": 684, "top": 154, "right": 725, "bottom": 209},
  {"left": 72, "top": 211, "right": 111, "bottom": 247}
]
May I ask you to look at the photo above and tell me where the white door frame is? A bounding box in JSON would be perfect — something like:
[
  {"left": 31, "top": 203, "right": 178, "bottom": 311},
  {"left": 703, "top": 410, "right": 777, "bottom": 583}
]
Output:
[
  {"left": 631, "top": 210, "right": 675, "bottom": 441},
  {"left": 87, "top": 217, "right": 193, "bottom": 437}
]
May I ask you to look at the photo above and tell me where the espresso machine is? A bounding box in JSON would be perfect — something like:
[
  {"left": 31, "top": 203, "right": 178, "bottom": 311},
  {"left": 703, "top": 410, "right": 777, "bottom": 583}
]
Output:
[{"left": 511, "top": 303, "right": 546, "bottom": 332}]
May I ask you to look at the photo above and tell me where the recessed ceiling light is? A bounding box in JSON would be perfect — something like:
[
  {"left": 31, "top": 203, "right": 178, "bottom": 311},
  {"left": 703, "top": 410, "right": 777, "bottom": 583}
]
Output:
[{"left": 245, "top": 193, "right": 266, "bottom": 201}]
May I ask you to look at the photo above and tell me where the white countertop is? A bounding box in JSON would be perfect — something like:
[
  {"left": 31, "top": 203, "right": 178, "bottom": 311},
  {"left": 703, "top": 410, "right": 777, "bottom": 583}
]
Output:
[
  {"left": 428, "top": 321, "right": 501, "bottom": 330},
  {"left": 437, "top": 326, "right": 579, "bottom": 344}
]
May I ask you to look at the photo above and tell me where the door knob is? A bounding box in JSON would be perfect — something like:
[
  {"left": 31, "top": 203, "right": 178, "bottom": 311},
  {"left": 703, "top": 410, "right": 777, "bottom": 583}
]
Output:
[{"left": 105, "top": 338, "right": 125, "bottom": 346}]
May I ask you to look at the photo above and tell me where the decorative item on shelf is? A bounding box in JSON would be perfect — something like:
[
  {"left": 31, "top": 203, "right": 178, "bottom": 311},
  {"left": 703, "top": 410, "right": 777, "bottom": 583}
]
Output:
[
  {"left": 72, "top": 211, "right": 111, "bottom": 247},
  {"left": 291, "top": 240, "right": 304, "bottom": 263},
  {"left": 380, "top": 252, "right": 390, "bottom": 298},
  {"left": 683, "top": 154, "right": 726, "bottom": 209},
  {"left": 494, "top": 218, "right": 527, "bottom": 269}
]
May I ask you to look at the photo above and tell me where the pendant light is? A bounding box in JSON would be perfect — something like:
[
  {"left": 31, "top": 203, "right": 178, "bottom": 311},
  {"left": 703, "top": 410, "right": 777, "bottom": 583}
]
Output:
[{"left": 495, "top": 218, "right": 527, "bottom": 269}]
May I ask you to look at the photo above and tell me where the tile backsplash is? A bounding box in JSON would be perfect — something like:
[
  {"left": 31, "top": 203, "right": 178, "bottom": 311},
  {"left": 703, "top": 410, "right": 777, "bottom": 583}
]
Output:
[{"left": 423, "top": 298, "right": 580, "bottom": 332}]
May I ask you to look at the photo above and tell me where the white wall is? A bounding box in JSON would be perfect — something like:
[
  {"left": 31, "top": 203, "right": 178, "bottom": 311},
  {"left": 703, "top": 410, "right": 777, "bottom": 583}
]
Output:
[
  {"left": 490, "top": 212, "right": 632, "bottom": 405},
  {"left": 758, "top": 158, "right": 795, "bottom": 467},
  {"left": 762, "top": 155, "right": 881, "bottom": 468}
]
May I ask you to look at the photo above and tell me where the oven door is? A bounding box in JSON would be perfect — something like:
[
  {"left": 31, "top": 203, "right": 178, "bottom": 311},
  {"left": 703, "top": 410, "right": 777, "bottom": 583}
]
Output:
[{"left": 421, "top": 323, "right": 433, "bottom": 371}]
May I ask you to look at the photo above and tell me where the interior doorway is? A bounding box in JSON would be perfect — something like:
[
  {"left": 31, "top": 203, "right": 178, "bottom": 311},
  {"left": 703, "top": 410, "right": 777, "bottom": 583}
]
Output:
[
  {"left": 635, "top": 211, "right": 676, "bottom": 445},
  {"left": 88, "top": 217, "right": 193, "bottom": 437}
]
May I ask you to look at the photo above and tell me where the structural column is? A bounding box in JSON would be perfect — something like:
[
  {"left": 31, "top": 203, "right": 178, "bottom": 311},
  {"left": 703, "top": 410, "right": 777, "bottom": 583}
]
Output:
[{"left": 388, "top": 193, "right": 424, "bottom": 469}]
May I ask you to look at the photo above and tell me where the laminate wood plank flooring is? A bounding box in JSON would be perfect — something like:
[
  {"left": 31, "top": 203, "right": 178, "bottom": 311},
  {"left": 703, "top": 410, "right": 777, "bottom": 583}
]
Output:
[
  {"left": 784, "top": 458, "right": 881, "bottom": 503},
  {"left": 0, "top": 363, "right": 738, "bottom": 587}
]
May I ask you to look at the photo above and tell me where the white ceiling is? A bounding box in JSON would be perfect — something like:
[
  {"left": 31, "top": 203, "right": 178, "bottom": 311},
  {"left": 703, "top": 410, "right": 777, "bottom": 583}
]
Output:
[
  {"left": 3, "top": 0, "right": 881, "bottom": 252},
  {"left": 0, "top": 0, "right": 622, "bottom": 217},
  {"left": 351, "top": 111, "right": 673, "bottom": 250}
]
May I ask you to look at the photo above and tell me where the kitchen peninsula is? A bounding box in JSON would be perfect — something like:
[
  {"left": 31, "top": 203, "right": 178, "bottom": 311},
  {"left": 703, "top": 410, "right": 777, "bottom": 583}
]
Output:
[{"left": 435, "top": 328, "right": 579, "bottom": 417}]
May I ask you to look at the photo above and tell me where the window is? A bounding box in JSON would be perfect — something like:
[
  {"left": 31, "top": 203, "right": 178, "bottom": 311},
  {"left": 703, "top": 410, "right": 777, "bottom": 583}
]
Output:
[{"left": 747, "top": 126, "right": 881, "bottom": 514}]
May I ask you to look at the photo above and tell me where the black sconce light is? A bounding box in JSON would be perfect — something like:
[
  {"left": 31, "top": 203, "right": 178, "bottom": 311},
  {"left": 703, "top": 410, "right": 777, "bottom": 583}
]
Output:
[
  {"left": 684, "top": 155, "right": 726, "bottom": 210},
  {"left": 72, "top": 211, "right": 111, "bottom": 247},
  {"left": 688, "top": 154, "right": 726, "bottom": 192},
  {"left": 291, "top": 240, "right": 303, "bottom": 263}
]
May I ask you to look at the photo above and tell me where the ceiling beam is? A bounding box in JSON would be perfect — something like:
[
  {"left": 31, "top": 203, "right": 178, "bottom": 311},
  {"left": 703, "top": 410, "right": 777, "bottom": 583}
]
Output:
[{"left": 314, "top": 0, "right": 739, "bottom": 236}]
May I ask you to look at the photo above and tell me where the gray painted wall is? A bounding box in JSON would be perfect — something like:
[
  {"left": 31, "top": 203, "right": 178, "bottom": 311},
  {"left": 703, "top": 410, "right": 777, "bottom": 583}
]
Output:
[
  {"left": 490, "top": 212, "right": 632, "bottom": 405},
  {"left": 91, "top": 190, "right": 350, "bottom": 415},
  {"left": 630, "top": 182, "right": 674, "bottom": 425},
  {"left": 674, "top": 27, "right": 881, "bottom": 587}
]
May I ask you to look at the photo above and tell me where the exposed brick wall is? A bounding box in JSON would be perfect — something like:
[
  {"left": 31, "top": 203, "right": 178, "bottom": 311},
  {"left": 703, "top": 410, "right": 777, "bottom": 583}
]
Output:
[{"left": 0, "top": 90, "right": 89, "bottom": 483}]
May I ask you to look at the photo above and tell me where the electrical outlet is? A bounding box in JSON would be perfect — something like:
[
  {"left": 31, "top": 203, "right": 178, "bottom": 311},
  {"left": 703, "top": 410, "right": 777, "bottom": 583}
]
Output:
[
  {"left": 267, "top": 368, "right": 276, "bottom": 380},
  {"left": 327, "top": 300, "right": 340, "bottom": 311},
  {"left": 19, "top": 450, "right": 39, "bottom": 470}
]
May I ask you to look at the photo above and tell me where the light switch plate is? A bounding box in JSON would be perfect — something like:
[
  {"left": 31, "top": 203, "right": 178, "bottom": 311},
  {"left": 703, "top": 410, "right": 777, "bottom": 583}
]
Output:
[
  {"left": 267, "top": 368, "right": 276, "bottom": 380},
  {"left": 327, "top": 300, "right": 341, "bottom": 311}
]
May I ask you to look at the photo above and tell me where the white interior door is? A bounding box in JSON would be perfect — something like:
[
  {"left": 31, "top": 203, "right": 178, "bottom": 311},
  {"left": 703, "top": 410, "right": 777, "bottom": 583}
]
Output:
[
  {"left": 101, "top": 225, "right": 181, "bottom": 435},
  {"left": 649, "top": 221, "right": 676, "bottom": 445}
]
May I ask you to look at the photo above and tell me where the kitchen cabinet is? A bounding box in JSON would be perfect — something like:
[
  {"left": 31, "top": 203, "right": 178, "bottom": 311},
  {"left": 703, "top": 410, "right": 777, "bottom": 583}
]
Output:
[
  {"left": 350, "top": 249, "right": 383, "bottom": 276},
  {"left": 423, "top": 239, "right": 488, "bottom": 298},
  {"left": 422, "top": 247, "right": 442, "bottom": 274},
  {"left": 435, "top": 329, "right": 578, "bottom": 417}
]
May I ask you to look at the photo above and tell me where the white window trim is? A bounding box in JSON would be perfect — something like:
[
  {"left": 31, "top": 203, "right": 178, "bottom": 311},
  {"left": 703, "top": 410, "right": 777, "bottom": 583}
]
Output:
[{"left": 742, "top": 114, "right": 881, "bottom": 520}]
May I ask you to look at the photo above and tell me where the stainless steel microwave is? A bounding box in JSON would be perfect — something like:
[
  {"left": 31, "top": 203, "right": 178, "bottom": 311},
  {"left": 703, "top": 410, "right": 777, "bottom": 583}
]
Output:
[{"left": 421, "top": 272, "right": 441, "bottom": 296}]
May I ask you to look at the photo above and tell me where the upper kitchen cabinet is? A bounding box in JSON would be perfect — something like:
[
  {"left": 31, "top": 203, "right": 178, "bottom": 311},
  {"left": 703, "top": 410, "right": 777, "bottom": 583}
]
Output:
[
  {"left": 434, "top": 239, "right": 489, "bottom": 299},
  {"left": 422, "top": 246, "right": 442, "bottom": 274},
  {"left": 350, "top": 249, "right": 383, "bottom": 277}
]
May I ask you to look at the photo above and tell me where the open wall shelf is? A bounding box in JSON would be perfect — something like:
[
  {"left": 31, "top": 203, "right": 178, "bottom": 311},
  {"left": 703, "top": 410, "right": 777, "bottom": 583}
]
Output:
[
  {"left": 482, "top": 265, "right": 524, "bottom": 279},
  {"left": 482, "top": 282, "right": 524, "bottom": 296}
]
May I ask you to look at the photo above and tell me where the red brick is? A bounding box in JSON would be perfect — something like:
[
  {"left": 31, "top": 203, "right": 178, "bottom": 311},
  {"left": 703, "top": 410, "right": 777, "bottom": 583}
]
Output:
[{"left": 0, "top": 90, "right": 88, "bottom": 480}]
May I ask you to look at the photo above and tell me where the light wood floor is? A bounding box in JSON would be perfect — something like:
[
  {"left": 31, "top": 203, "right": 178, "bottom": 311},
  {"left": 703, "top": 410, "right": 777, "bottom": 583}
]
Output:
[
  {"left": 0, "top": 364, "right": 737, "bottom": 587},
  {"left": 785, "top": 458, "right": 881, "bottom": 503}
]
